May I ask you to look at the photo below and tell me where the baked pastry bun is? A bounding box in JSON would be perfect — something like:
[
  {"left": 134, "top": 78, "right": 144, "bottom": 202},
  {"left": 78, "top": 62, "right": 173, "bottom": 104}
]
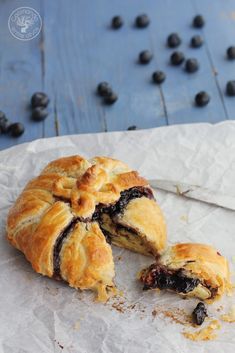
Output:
[
  {"left": 7, "top": 155, "right": 167, "bottom": 301},
  {"left": 140, "top": 243, "right": 232, "bottom": 302}
]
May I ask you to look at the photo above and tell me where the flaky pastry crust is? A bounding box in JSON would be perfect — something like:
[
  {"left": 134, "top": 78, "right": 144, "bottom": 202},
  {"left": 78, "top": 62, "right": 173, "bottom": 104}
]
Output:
[{"left": 7, "top": 155, "right": 167, "bottom": 301}]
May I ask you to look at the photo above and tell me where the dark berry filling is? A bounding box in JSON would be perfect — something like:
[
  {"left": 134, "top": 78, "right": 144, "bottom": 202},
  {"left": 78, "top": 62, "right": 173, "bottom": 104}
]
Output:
[
  {"left": 92, "top": 186, "right": 154, "bottom": 221},
  {"left": 53, "top": 219, "right": 77, "bottom": 278},
  {"left": 141, "top": 264, "right": 200, "bottom": 293},
  {"left": 192, "top": 302, "right": 207, "bottom": 325}
]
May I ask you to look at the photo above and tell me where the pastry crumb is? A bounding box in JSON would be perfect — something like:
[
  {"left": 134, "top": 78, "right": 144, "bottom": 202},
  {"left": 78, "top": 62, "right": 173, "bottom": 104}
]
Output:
[
  {"left": 180, "top": 215, "right": 188, "bottom": 222},
  {"left": 151, "top": 305, "right": 192, "bottom": 326},
  {"left": 183, "top": 319, "right": 221, "bottom": 341},
  {"left": 74, "top": 321, "right": 80, "bottom": 330},
  {"left": 220, "top": 305, "right": 235, "bottom": 323}
]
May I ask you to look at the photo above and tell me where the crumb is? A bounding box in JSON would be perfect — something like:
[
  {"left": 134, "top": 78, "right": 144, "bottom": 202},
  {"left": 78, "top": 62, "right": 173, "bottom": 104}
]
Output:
[
  {"left": 180, "top": 215, "right": 188, "bottom": 222},
  {"left": 151, "top": 305, "right": 192, "bottom": 326},
  {"left": 152, "top": 309, "right": 157, "bottom": 317},
  {"left": 220, "top": 305, "right": 235, "bottom": 323},
  {"left": 216, "top": 306, "right": 223, "bottom": 312},
  {"left": 74, "top": 321, "right": 80, "bottom": 330},
  {"left": 183, "top": 319, "right": 221, "bottom": 341},
  {"left": 54, "top": 340, "right": 64, "bottom": 349}
]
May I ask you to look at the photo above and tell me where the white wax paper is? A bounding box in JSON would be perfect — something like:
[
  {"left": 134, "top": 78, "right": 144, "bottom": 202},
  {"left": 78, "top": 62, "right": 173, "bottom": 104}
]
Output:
[{"left": 0, "top": 122, "right": 235, "bottom": 353}]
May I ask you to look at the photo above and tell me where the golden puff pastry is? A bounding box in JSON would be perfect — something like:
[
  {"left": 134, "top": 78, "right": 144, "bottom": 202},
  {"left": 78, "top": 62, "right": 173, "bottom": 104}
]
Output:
[
  {"left": 7, "top": 155, "right": 167, "bottom": 301},
  {"left": 140, "top": 243, "right": 232, "bottom": 302}
]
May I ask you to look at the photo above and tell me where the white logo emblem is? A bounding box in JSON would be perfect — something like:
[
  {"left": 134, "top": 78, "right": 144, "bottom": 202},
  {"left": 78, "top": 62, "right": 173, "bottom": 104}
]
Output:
[{"left": 8, "top": 7, "right": 42, "bottom": 41}]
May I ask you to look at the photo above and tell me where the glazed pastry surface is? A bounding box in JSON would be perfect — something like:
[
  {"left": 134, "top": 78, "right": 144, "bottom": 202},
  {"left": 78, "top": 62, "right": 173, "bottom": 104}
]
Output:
[{"left": 7, "top": 155, "right": 167, "bottom": 301}]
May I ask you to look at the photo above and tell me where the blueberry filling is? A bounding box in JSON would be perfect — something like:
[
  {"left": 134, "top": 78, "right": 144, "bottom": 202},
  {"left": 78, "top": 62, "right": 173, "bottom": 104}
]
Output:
[
  {"left": 53, "top": 186, "right": 154, "bottom": 276},
  {"left": 92, "top": 186, "right": 154, "bottom": 221},
  {"left": 192, "top": 302, "right": 208, "bottom": 325},
  {"left": 141, "top": 264, "right": 200, "bottom": 294},
  {"left": 53, "top": 219, "right": 78, "bottom": 278}
]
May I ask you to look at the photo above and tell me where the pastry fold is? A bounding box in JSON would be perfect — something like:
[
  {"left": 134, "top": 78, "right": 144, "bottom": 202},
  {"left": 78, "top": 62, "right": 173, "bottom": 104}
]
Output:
[{"left": 7, "top": 155, "right": 167, "bottom": 301}]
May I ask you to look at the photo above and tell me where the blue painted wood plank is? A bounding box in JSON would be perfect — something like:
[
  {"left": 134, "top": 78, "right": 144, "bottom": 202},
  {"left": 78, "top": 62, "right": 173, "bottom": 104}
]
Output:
[
  {"left": 192, "top": 0, "right": 235, "bottom": 120},
  {"left": 2, "top": 0, "right": 235, "bottom": 151},
  {"left": 41, "top": 0, "right": 167, "bottom": 138},
  {"left": 0, "top": 0, "right": 44, "bottom": 150},
  {"left": 148, "top": 0, "right": 228, "bottom": 125}
]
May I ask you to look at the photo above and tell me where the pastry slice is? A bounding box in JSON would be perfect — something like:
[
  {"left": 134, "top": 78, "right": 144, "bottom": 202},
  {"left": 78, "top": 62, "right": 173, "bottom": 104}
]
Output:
[
  {"left": 140, "top": 243, "right": 232, "bottom": 302},
  {"left": 98, "top": 187, "right": 166, "bottom": 256}
]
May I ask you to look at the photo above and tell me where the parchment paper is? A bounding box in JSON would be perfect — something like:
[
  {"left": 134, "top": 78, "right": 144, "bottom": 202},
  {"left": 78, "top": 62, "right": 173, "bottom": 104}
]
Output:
[{"left": 0, "top": 122, "right": 235, "bottom": 353}]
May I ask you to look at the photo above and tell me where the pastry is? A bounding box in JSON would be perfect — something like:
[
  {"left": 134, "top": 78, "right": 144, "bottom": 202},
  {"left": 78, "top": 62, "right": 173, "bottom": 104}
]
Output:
[
  {"left": 7, "top": 155, "right": 167, "bottom": 301},
  {"left": 140, "top": 243, "right": 231, "bottom": 302}
]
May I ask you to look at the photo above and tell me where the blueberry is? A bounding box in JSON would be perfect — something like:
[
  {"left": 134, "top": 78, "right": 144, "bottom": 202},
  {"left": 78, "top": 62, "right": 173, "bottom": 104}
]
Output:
[
  {"left": 227, "top": 46, "right": 235, "bottom": 60},
  {"left": 152, "top": 71, "right": 166, "bottom": 84},
  {"left": 0, "top": 111, "right": 11, "bottom": 133},
  {"left": 191, "top": 35, "right": 203, "bottom": 48},
  {"left": 111, "top": 16, "right": 123, "bottom": 29},
  {"left": 167, "top": 33, "right": 181, "bottom": 48},
  {"left": 192, "top": 302, "right": 207, "bottom": 325},
  {"left": 31, "top": 107, "right": 49, "bottom": 121},
  {"left": 127, "top": 125, "right": 137, "bottom": 130},
  {"left": 193, "top": 15, "right": 205, "bottom": 28},
  {"left": 195, "top": 91, "right": 210, "bottom": 106},
  {"left": 103, "top": 92, "right": 118, "bottom": 104},
  {"left": 97, "top": 82, "right": 112, "bottom": 97},
  {"left": 9, "top": 122, "right": 25, "bottom": 137},
  {"left": 170, "top": 51, "right": 185, "bottom": 65},
  {"left": 31, "top": 92, "right": 50, "bottom": 108},
  {"left": 135, "top": 14, "right": 150, "bottom": 28},
  {"left": 226, "top": 80, "right": 235, "bottom": 96},
  {"left": 139, "top": 50, "right": 153, "bottom": 64},
  {"left": 185, "top": 58, "right": 199, "bottom": 73}
]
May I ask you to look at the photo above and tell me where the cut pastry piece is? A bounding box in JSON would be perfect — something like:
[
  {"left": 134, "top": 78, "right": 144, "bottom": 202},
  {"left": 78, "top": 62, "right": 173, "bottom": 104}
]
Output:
[
  {"left": 7, "top": 155, "right": 167, "bottom": 301},
  {"left": 140, "top": 243, "right": 232, "bottom": 302},
  {"left": 98, "top": 187, "right": 166, "bottom": 256}
]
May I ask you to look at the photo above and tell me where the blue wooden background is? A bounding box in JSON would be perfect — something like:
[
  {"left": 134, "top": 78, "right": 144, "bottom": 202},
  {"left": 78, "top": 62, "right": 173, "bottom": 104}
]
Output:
[{"left": 1, "top": 0, "right": 235, "bottom": 150}]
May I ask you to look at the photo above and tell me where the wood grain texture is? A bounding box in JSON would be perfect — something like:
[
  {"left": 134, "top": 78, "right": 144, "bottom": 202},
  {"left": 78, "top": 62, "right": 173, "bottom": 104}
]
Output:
[{"left": 0, "top": 0, "right": 235, "bottom": 150}]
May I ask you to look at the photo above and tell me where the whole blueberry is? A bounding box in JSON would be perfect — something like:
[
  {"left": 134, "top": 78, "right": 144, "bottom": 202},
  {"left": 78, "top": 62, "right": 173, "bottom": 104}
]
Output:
[
  {"left": 226, "top": 80, "right": 235, "bottom": 96},
  {"left": 111, "top": 16, "right": 123, "bottom": 29},
  {"left": 191, "top": 35, "right": 203, "bottom": 48},
  {"left": 192, "top": 302, "right": 207, "bottom": 325},
  {"left": 193, "top": 15, "right": 205, "bottom": 28},
  {"left": 97, "top": 82, "right": 112, "bottom": 97},
  {"left": 171, "top": 51, "right": 185, "bottom": 65},
  {"left": 195, "top": 91, "right": 210, "bottom": 106},
  {"left": 31, "top": 92, "right": 50, "bottom": 108},
  {"left": 135, "top": 14, "right": 150, "bottom": 28},
  {"left": 0, "top": 112, "right": 11, "bottom": 133},
  {"left": 9, "top": 122, "right": 25, "bottom": 137},
  {"left": 32, "top": 107, "right": 49, "bottom": 121},
  {"left": 167, "top": 33, "right": 181, "bottom": 48},
  {"left": 152, "top": 71, "right": 166, "bottom": 84},
  {"left": 139, "top": 50, "right": 153, "bottom": 64},
  {"left": 104, "top": 92, "right": 118, "bottom": 104},
  {"left": 185, "top": 58, "right": 199, "bottom": 73},
  {"left": 127, "top": 125, "right": 137, "bottom": 131},
  {"left": 227, "top": 46, "right": 235, "bottom": 60}
]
